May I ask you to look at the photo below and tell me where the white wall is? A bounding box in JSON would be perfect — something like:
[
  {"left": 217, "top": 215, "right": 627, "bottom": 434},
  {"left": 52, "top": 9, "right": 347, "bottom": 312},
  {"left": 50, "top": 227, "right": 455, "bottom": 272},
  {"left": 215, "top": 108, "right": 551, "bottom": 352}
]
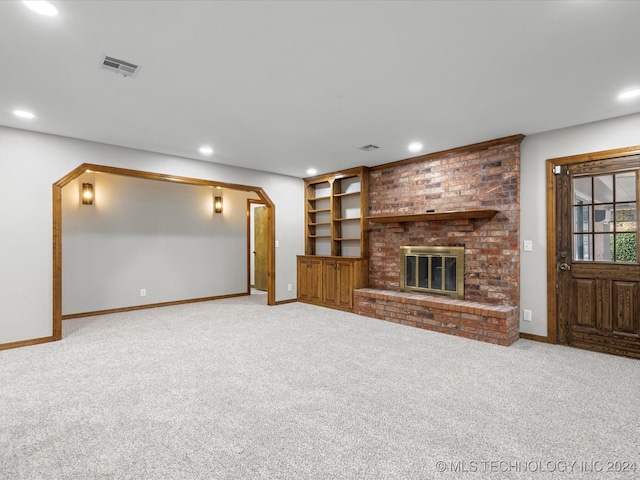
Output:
[
  {"left": 0, "top": 126, "right": 304, "bottom": 345},
  {"left": 62, "top": 173, "right": 254, "bottom": 314},
  {"left": 520, "top": 113, "right": 640, "bottom": 337}
]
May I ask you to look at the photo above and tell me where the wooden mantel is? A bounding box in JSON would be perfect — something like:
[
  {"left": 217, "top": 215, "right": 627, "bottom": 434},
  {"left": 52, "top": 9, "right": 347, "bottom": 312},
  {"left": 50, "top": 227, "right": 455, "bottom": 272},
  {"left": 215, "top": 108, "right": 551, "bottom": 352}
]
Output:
[{"left": 367, "top": 209, "right": 498, "bottom": 224}]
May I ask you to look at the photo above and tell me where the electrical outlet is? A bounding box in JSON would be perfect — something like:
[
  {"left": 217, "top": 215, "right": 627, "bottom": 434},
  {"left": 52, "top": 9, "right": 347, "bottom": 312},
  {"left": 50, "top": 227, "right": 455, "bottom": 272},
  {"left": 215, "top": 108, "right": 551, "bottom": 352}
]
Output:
[
  {"left": 287, "top": 283, "right": 292, "bottom": 292},
  {"left": 523, "top": 240, "right": 533, "bottom": 252},
  {"left": 523, "top": 309, "right": 532, "bottom": 321},
  {"left": 140, "top": 288, "right": 146, "bottom": 297}
]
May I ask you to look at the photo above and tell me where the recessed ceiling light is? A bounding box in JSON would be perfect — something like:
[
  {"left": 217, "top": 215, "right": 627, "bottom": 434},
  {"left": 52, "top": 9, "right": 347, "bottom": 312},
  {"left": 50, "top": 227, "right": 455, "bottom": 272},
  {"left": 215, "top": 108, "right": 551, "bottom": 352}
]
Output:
[
  {"left": 408, "top": 142, "right": 423, "bottom": 153},
  {"left": 23, "top": 1, "right": 58, "bottom": 16},
  {"left": 306, "top": 168, "right": 318, "bottom": 176},
  {"left": 13, "top": 110, "right": 35, "bottom": 119},
  {"left": 618, "top": 88, "right": 640, "bottom": 100},
  {"left": 199, "top": 146, "right": 214, "bottom": 156}
]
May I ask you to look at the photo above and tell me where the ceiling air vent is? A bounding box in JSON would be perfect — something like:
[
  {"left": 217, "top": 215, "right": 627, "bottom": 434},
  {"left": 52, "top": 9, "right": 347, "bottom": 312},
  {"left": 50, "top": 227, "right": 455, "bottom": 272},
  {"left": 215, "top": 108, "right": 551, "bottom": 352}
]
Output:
[
  {"left": 100, "top": 55, "right": 140, "bottom": 78},
  {"left": 358, "top": 144, "right": 380, "bottom": 152}
]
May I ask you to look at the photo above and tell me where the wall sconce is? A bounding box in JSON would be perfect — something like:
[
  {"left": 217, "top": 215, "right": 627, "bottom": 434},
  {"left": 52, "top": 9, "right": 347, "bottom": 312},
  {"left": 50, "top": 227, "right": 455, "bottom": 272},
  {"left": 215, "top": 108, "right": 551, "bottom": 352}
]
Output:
[
  {"left": 214, "top": 196, "right": 223, "bottom": 214},
  {"left": 82, "top": 183, "right": 94, "bottom": 205}
]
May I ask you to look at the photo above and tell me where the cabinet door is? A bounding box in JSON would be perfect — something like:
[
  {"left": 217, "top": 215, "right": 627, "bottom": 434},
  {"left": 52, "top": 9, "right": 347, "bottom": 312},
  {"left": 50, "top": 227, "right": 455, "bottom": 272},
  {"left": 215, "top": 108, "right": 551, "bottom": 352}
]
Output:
[
  {"left": 336, "top": 259, "right": 354, "bottom": 309},
  {"left": 322, "top": 260, "right": 339, "bottom": 307},
  {"left": 298, "top": 258, "right": 323, "bottom": 304},
  {"left": 323, "top": 259, "right": 354, "bottom": 310}
]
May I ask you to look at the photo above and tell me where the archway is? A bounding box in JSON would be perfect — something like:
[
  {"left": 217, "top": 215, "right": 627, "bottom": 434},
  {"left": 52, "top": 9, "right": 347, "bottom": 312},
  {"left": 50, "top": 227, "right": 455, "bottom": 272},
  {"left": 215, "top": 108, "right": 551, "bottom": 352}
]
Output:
[{"left": 52, "top": 163, "right": 276, "bottom": 340}]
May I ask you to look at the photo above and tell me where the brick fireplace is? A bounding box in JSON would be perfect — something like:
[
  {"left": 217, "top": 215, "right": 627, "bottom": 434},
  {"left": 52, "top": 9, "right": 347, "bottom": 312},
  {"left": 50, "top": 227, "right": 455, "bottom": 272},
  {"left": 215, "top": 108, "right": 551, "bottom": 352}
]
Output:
[{"left": 354, "top": 135, "right": 522, "bottom": 346}]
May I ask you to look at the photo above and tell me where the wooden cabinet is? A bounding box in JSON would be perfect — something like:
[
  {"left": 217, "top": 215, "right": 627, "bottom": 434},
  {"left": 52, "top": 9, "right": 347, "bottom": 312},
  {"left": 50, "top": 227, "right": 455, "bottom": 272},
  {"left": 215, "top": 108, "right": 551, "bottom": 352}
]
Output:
[
  {"left": 299, "top": 166, "right": 369, "bottom": 311},
  {"left": 297, "top": 256, "right": 368, "bottom": 311}
]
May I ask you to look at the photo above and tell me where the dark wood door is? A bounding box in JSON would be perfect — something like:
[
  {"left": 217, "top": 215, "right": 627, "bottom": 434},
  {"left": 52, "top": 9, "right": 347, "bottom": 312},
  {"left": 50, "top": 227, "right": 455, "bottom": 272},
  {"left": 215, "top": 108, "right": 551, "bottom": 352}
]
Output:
[
  {"left": 254, "top": 206, "right": 268, "bottom": 291},
  {"left": 556, "top": 156, "right": 640, "bottom": 358}
]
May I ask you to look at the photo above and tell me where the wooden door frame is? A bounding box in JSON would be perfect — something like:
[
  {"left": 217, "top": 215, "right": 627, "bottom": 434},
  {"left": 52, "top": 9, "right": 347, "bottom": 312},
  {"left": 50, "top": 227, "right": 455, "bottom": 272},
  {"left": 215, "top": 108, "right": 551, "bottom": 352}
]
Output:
[
  {"left": 546, "top": 145, "right": 640, "bottom": 344},
  {"left": 247, "top": 199, "right": 267, "bottom": 293},
  {"left": 53, "top": 163, "right": 276, "bottom": 341}
]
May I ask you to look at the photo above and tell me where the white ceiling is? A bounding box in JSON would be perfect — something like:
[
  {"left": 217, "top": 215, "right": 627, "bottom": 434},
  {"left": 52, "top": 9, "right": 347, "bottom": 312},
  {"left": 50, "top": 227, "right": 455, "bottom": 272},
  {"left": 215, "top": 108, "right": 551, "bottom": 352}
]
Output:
[{"left": 1, "top": 0, "right": 639, "bottom": 178}]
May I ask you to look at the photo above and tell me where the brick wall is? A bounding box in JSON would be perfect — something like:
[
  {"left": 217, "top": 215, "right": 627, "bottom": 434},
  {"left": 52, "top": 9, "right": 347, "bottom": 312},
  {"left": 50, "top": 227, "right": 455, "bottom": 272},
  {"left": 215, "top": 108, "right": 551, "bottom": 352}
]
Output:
[{"left": 367, "top": 137, "right": 521, "bottom": 306}]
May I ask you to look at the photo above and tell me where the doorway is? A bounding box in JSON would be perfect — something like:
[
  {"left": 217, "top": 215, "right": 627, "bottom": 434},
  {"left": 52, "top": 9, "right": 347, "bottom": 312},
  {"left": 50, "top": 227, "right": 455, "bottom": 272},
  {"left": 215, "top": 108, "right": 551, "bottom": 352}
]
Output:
[
  {"left": 248, "top": 200, "right": 268, "bottom": 292},
  {"left": 547, "top": 147, "right": 640, "bottom": 358}
]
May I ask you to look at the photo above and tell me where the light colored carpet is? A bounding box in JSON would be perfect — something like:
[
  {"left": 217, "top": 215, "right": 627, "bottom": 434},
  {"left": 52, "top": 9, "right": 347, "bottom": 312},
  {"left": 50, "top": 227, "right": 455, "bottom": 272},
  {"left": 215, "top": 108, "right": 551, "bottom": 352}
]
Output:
[{"left": 1, "top": 295, "right": 639, "bottom": 479}]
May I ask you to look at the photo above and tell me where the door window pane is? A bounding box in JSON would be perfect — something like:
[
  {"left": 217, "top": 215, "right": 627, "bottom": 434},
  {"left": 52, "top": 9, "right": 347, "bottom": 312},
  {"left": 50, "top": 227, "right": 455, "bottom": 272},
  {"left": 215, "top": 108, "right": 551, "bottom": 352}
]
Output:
[
  {"left": 615, "top": 203, "right": 637, "bottom": 232},
  {"left": 574, "top": 234, "right": 592, "bottom": 261},
  {"left": 594, "top": 204, "right": 614, "bottom": 232},
  {"left": 594, "top": 234, "right": 614, "bottom": 261},
  {"left": 573, "top": 177, "right": 592, "bottom": 204},
  {"left": 573, "top": 206, "right": 592, "bottom": 232},
  {"left": 615, "top": 233, "right": 638, "bottom": 262},
  {"left": 616, "top": 172, "right": 636, "bottom": 202},
  {"left": 594, "top": 175, "right": 614, "bottom": 203}
]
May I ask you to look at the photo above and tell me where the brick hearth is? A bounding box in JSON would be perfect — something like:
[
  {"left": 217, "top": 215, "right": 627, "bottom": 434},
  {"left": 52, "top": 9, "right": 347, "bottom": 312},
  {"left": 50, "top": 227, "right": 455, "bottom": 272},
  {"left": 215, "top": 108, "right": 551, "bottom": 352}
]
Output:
[{"left": 354, "top": 288, "right": 519, "bottom": 346}]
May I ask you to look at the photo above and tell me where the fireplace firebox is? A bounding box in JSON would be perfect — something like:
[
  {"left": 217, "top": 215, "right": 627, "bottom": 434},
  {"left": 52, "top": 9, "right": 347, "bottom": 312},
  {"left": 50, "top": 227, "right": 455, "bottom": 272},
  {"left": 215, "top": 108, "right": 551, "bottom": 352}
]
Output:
[{"left": 399, "top": 246, "right": 464, "bottom": 299}]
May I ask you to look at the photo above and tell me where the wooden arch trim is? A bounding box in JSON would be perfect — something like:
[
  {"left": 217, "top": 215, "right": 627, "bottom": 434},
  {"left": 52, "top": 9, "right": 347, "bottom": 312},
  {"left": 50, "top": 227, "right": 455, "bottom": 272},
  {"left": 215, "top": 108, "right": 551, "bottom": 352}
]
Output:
[
  {"left": 546, "top": 144, "right": 640, "bottom": 344},
  {"left": 53, "top": 163, "right": 276, "bottom": 341}
]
